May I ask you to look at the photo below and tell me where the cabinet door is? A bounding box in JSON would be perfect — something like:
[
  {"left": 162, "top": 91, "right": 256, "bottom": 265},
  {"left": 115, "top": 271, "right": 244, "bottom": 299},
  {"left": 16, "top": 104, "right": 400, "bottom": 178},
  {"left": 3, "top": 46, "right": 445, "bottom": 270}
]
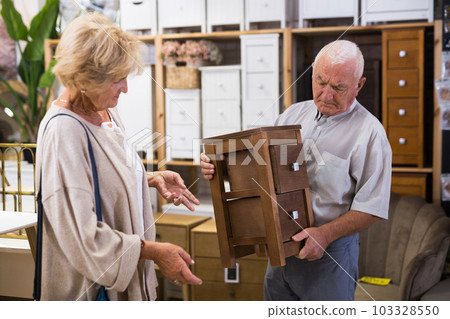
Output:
[{"left": 116, "top": 66, "right": 152, "bottom": 140}]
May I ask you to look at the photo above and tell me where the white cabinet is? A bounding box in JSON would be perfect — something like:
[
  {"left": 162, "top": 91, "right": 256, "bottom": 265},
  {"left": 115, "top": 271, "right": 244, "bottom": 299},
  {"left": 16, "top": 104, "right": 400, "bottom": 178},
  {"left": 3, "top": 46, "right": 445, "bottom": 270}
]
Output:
[
  {"left": 206, "top": 0, "right": 244, "bottom": 32},
  {"left": 116, "top": 65, "right": 153, "bottom": 152},
  {"left": 200, "top": 65, "right": 241, "bottom": 138},
  {"left": 361, "top": 0, "right": 434, "bottom": 26},
  {"left": 165, "top": 89, "right": 201, "bottom": 162},
  {"left": 158, "top": 0, "right": 206, "bottom": 33},
  {"left": 245, "top": 0, "right": 298, "bottom": 30},
  {"left": 120, "top": 0, "right": 157, "bottom": 35},
  {"left": 298, "top": 0, "right": 359, "bottom": 28},
  {"left": 240, "top": 34, "right": 279, "bottom": 129}
]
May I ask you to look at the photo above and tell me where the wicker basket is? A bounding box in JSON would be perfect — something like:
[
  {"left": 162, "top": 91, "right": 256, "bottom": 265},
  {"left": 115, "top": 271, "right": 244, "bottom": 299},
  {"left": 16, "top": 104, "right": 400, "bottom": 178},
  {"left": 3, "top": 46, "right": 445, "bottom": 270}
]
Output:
[{"left": 165, "top": 66, "right": 200, "bottom": 89}]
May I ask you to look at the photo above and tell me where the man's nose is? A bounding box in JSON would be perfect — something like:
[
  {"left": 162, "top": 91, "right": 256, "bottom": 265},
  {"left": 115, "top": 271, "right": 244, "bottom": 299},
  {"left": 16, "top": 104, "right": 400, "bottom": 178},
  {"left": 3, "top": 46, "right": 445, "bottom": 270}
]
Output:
[{"left": 323, "top": 85, "right": 334, "bottom": 100}]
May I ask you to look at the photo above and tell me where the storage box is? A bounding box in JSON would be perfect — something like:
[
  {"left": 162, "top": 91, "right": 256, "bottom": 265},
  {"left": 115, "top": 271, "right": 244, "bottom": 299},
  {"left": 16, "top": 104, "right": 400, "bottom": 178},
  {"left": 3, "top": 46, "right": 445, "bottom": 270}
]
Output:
[{"left": 165, "top": 66, "right": 200, "bottom": 89}]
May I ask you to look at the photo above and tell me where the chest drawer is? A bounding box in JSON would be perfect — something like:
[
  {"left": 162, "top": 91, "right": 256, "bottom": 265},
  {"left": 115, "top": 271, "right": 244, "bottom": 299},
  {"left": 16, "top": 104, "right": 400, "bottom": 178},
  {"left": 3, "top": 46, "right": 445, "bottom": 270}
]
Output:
[
  {"left": 120, "top": 0, "right": 156, "bottom": 31},
  {"left": 388, "top": 127, "right": 419, "bottom": 155},
  {"left": 170, "top": 126, "right": 200, "bottom": 151},
  {"left": 388, "top": 39, "right": 420, "bottom": 69},
  {"left": 386, "top": 69, "right": 418, "bottom": 97},
  {"left": 391, "top": 172, "right": 427, "bottom": 199},
  {"left": 192, "top": 282, "right": 264, "bottom": 301},
  {"left": 246, "top": 0, "right": 284, "bottom": 22},
  {"left": 155, "top": 225, "right": 187, "bottom": 250},
  {"left": 158, "top": 0, "right": 205, "bottom": 30},
  {"left": 194, "top": 257, "right": 267, "bottom": 284},
  {"left": 242, "top": 100, "right": 278, "bottom": 129},
  {"left": 246, "top": 73, "right": 278, "bottom": 99},
  {"left": 203, "top": 101, "right": 241, "bottom": 128},
  {"left": 245, "top": 45, "right": 278, "bottom": 73},
  {"left": 201, "top": 67, "right": 241, "bottom": 100},
  {"left": 387, "top": 98, "right": 419, "bottom": 127}
]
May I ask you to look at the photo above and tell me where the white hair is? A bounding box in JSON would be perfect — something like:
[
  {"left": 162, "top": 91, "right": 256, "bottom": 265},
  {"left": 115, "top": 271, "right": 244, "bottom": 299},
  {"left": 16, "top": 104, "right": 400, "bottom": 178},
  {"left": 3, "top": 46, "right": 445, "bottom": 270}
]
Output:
[{"left": 313, "top": 40, "right": 364, "bottom": 79}]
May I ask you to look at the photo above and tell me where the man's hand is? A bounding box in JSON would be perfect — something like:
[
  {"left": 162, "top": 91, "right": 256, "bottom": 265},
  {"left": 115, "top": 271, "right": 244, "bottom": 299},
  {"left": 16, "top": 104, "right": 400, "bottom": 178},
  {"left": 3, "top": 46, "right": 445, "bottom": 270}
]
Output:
[
  {"left": 291, "top": 227, "right": 331, "bottom": 261},
  {"left": 147, "top": 170, "right": 200, "bottom": 211},
  {"left": 200, "top": 153, "right": 215, "bottom": 180},
  {"left": 142, "top": 241, "right": 202, "bottom": 286}
]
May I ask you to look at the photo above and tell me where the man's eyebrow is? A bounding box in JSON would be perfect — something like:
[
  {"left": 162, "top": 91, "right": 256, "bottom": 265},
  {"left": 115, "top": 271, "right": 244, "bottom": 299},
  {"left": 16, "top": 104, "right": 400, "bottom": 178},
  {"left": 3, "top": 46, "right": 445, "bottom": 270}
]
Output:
[{"left": 316, "top": 74, "right": 325, "bottom": 82}]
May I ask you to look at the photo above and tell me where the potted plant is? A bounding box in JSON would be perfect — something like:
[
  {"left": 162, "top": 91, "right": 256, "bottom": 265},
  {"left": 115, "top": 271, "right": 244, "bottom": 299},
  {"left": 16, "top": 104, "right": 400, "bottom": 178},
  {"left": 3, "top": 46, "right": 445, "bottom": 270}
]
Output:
[{"left": 0, "top": 0, "right": 59, "bottom": 143}]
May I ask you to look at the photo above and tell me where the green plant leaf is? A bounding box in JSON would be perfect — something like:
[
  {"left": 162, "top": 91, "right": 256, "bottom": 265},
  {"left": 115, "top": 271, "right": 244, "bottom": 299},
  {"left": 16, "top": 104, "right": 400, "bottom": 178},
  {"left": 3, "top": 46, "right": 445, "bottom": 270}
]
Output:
[
  {"left": 26, "top": 0, "right": 59, "bottom": 61},
  {"left": 0, "top": 0, "right": 28, "bottom": 41},
  {"left": 38, "top": 59, "right": 57, "bottom": 88}
]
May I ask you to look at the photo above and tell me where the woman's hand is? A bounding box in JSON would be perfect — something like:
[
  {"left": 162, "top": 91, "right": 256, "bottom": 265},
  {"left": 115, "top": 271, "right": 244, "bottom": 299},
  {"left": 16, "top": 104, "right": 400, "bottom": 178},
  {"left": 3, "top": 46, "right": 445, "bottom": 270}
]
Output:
[
  {"left": 147, "top": 170, "right": 200, "bottom": 211},
  {"left": 142, "top": 241, "right": 202, "bottom": 286},
  {"left": 200, "top": 153, "right": 215, "bottom": 180}
]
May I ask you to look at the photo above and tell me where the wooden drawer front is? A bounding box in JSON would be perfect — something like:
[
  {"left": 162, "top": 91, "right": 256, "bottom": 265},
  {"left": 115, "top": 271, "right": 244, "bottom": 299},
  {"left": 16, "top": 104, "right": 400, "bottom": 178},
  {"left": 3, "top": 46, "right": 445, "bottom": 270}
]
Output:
[
  {"left": 388, "top": 39, "right": 419, "bottom": 69},
  {"left": 246, "top": 73, "right": 278, "bottom": 99},
  {"left": 388, "top": 127, "right": 418, "bottom": 155},
  {"left": 277, "top": 191, "right": 310, "bottom": 242},
  {"left": 192, "top": 282, "right": 264, "bottom": 301},
  {"left": 227, "top": 192, "right": 309, "bottom": 242},
  {"left": 193, "top": 232, "right": 220, "bottom": 257},
  {"left": 387, "top": 98, "right": 419, "bottom": 127},
  {"left": 194, "top": 257, "right": 267, "bottom": 284},
  {"left": 270, "top": 144, "right": 309, "bottom": 193},
  {"left": 156, "top": 225, "right": 187, "bottom": 250},
  {"left": 202, "top": 70, "right": 240, "bottom": 100},
  {"left": 391, "top": 173, "right": 427, "bottom": 199},
  {"left": 386, "top": 69, "right": 418, "bottom": 97}
]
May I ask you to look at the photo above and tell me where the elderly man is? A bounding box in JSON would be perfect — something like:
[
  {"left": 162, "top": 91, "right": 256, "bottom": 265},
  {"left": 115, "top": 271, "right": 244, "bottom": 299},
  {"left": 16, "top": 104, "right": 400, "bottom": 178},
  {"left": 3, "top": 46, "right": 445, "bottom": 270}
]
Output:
[{"left": 201, "top": 40, "right": 392, "bottom": 301}]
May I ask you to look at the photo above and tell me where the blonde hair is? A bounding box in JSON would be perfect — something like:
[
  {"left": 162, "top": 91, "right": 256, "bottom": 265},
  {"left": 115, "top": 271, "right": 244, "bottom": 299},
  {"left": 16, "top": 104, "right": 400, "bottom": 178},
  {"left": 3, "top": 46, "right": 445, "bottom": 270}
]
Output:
[
  {"left": 314, "top": 40, "right": 364, "bottom": 80},
  {"left": 52, "top": 12, "right": 144, "bottom": 92}
]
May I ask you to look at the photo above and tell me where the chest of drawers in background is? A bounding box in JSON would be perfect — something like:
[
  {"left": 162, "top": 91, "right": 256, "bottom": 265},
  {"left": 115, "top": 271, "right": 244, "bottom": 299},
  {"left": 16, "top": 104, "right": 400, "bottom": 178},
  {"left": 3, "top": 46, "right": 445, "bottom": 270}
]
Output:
[
  {"left": 165, "top": 89, "right": 201, "bottom": 162},
  {"left": 200, "top": 65, "right": 241, "bottom": 138},
  {"left": 190, "top": 219, "right": 267, "bottom": 301},
  {"left": 382, "top": 28, "right": 425, "bottom": 167},
  {"left": 153, "top": 212, "right": 210, "bottom": 300},
  {"left": 240, "top": 34, "right": 280, "bottom": 130}
]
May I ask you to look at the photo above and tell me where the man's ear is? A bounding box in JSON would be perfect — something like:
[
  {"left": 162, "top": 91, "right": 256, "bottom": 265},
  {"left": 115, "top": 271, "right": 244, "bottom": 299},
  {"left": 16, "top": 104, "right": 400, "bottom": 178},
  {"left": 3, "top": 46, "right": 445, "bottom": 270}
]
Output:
[{"left": 355, "top": 77, "right": 366, "bottom": 96}]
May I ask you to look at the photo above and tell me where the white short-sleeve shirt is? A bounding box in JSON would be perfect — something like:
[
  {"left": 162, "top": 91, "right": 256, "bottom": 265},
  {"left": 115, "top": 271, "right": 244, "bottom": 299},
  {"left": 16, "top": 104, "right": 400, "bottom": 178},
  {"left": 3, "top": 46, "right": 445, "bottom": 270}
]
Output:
[{"left": 275, "top": 99, "right": 392, "bottom": 226}]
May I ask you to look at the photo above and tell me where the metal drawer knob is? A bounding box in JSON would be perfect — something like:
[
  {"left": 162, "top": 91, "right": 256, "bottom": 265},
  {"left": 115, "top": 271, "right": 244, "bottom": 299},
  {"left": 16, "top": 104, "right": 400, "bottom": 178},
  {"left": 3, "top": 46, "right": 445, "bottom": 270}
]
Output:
[
  {"left": 399, "top": 50, "right": 407, "bottom": 58},
  {"left": 257, "top": 83, "right": 264, "bottom": 89},
  {"left": 399, "top": 138, "right": 406, "bottom": 145},
  {"left": 290, "top": 210, "right": 299, "bottom": 220},
  {"left": 217, "top": 82, "right": 223, "bottom": 87},
  {"left": 257, "top": 111, "right": 264, "bottom": 116},
  {"left": 398, "top": 109, "right": 406, "bottom": 116},
  {"left": 219, "top": 110, "right": 224, "bottom": 115},
  {"left": 398, "top": 80, "right": 406, "bottom": 87},
  {"left": 264, "top": 2, "right": 269, "bottom": 7},
  {"left": 290, "top": 162, "right": 300, "bottom": 171},
  {"left": 256, "top": 56, "right": 263, "bottom": 62}
]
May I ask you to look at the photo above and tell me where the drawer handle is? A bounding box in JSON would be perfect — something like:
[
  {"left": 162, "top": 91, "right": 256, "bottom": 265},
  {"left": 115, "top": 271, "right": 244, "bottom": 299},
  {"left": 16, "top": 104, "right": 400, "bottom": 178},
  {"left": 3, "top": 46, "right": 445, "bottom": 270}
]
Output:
[
  {"left": 290, "top": 210, "right": 299, "bottom": 220},
  {"left": 179, "top": 6, "right": 184, "bottom": 11},
  {"left": 398, "top": 109, "right": 406, "bottom": 116},
  {"left": 399, "top": 50, "right": 407, "bottom": 58},
  {"left": 264, "top": 2, "right": 269, "bottom": 7},
  {"left": 257, "top": 111, "right": 264, "bottom": 116},
  {"left": 217, "top": 82, "right": 223, "bottom": 87},
  {"left": 219, "top": 110, "right": 224, "bottom": 115},
  {"left": 257, "top": 83, "right": 264, "bottom": 89},
  {"left": 180, "top": 136, "right": 186, "bottom": 141},
  {"left": 179, "top": 110, "right": 185, "bottom": 115},
  {"left": 398, "top": 80, "right": 406, "bottom": 87},
  {"left": 399, "top": 138, "right": 406, "bottom": 145},
  {"left": 256, "top": 56, "right": 263, "bottom": 62},
  {"left": 290, "top": 162, "right": 300, "bottom": 171}
]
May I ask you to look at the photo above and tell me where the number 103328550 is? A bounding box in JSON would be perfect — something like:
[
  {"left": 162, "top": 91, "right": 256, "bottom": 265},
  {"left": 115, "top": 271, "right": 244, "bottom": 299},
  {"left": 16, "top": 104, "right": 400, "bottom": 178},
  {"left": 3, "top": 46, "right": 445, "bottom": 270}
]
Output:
[{"left": 372, "top": 305, "right": 439, "bottom": 316}]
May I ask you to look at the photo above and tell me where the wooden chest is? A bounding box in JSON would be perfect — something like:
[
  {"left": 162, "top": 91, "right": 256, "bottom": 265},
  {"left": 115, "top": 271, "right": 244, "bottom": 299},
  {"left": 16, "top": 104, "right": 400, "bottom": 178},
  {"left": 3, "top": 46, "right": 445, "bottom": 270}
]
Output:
[{"left": 203, "top": 125, "right": 313, "bottom": 267}]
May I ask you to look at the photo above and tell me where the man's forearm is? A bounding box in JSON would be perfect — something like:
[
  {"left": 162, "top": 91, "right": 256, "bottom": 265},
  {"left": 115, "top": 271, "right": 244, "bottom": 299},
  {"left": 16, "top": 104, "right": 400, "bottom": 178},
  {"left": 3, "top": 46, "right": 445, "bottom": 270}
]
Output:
[{"left": 320, "top": 210, "right": 380, "bottom": 244}]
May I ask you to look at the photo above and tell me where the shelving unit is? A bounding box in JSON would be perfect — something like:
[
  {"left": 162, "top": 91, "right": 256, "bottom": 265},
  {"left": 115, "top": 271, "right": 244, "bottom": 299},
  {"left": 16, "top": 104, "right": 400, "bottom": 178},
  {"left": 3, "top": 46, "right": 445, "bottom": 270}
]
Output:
[{"left": 44, "top": 21, "right": 441, "bottom": 206}]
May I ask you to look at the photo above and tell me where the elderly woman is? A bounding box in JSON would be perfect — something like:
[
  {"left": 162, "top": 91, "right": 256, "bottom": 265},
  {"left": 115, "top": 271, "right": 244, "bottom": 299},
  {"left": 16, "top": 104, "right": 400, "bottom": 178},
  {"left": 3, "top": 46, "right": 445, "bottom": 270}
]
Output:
[{"left": 35, "top": 12, "right": 202, "bottom": 300}]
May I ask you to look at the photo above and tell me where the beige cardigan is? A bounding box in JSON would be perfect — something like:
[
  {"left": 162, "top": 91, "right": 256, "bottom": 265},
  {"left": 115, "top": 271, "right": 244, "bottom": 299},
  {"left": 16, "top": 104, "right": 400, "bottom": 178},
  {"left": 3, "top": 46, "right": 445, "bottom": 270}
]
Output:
[{"left": 35, "top": 104, "right": 158, "bottom": 300}]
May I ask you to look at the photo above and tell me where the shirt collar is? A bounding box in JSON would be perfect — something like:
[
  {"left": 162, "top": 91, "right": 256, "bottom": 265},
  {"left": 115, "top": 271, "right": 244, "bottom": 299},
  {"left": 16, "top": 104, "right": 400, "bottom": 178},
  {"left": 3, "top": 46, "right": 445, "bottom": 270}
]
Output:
[{"left": 320, "top": 99, "right": 357, "bottom": 122}]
